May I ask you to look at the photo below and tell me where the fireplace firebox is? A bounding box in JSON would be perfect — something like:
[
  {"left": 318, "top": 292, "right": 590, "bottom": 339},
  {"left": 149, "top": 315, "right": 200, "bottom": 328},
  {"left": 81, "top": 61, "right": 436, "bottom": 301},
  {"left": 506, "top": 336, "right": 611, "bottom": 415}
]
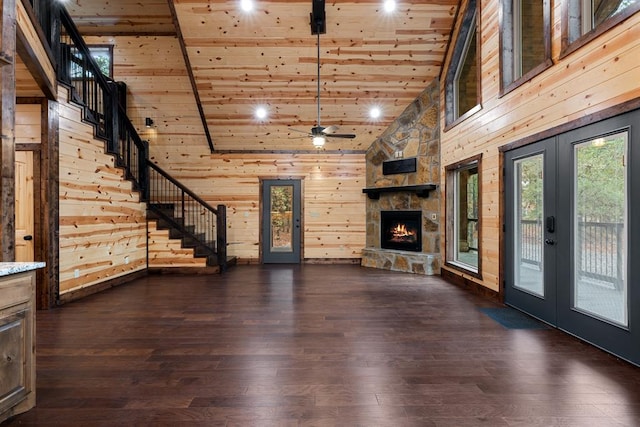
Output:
[{"left": 381, "top": 211, "right": 422, "bottom": 252}]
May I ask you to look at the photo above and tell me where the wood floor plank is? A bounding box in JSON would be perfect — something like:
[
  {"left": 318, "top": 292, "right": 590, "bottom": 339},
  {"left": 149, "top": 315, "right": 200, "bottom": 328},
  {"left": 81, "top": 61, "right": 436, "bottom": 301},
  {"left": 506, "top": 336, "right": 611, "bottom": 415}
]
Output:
[{"left": 3, "top": 264, "right": 640, "bottom": 426}]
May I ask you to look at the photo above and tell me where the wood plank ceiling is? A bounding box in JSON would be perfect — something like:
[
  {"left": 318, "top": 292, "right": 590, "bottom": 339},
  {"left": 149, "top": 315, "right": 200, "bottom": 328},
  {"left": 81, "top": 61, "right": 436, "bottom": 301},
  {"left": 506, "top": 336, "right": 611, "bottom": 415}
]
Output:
[{"left": 66, "top": 0, "right": 458, "bottom": 152}]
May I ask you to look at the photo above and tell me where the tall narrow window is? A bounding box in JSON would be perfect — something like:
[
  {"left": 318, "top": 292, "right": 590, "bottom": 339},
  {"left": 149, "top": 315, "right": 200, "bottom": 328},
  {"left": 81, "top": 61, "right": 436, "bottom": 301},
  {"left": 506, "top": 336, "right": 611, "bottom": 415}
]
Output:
[
  {"left": 564, "top": 0, "right": 640, "bottom": 54},
  {"left": 500, "top": 0, "right": 551, "bottom": 94},
  {"left": 445, "top": 0, "right": 480, "bottom": 127},
  {"left": 446, "top": 155, "right": 482, "bottom": 276}
]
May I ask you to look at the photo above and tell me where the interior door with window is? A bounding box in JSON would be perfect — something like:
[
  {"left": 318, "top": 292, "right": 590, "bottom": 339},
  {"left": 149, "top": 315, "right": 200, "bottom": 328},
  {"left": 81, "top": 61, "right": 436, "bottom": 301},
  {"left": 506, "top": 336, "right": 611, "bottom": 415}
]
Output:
[
  {"left": 505, "top": 138, "right": 557, "bottom": 324},
  {"left": 261, "top": 179, "right": 301, "bottom": 263}
]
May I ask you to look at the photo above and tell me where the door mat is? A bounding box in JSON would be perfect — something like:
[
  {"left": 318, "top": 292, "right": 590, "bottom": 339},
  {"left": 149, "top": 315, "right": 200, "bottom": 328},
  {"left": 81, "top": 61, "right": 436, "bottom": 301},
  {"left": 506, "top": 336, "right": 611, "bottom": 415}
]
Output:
[{"left": 479, "top": 307, "right": 549, "bottom": 329}]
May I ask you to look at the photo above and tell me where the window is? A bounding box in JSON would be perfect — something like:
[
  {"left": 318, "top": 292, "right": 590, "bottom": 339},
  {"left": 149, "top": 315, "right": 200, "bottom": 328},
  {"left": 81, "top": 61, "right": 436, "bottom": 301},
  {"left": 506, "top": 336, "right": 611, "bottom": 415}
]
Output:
[
  {"left": 445, "top": 0, "right": 480, "bottom": 128},
  {"left": 500, "top": 0, "right": 551, "bottom": 94},
  {"left": 446, "top": 155, "right": 482, "bottom": 276},
  {"left": 88, "top": 45, "right": 113, "bottom": 78},
  {"left": 563, "top": 0, "right": 640, "bottom": 55},
  {"left": 69, "top": 45, "right": 113, "bottom": 80}
]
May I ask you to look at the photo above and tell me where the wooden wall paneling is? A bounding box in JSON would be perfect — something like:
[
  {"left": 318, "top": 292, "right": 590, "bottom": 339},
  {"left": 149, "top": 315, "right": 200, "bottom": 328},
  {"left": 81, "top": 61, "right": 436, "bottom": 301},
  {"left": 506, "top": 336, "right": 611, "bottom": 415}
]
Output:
[
  {"left": 58, "top": 86, "right": 147, "bottom": 294},
  {"left": 82, "top": 35, "right": 209, "bottom": 155},
  {"left": 15, "top": 103, "right": 40, "bottom": 144},
  {"left": 440, "top": 3, "right": 640, "bottom": 293},
  {"left": 148, "top": 153, "right": 367, "bottom": 263}
]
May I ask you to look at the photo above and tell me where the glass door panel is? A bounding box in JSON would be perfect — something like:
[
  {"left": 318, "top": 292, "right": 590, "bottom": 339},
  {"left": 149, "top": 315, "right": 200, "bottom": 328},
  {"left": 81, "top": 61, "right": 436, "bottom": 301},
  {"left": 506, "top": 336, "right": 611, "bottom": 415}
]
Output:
[
  {"left": 572, "top": 133, "right": 628, "bottom": 326},
  {"left": 513, "top": 154, "right": 544, "bottom": 297},
  {"left": 269, "top": 185, "right": 293, "bottom": 253}
]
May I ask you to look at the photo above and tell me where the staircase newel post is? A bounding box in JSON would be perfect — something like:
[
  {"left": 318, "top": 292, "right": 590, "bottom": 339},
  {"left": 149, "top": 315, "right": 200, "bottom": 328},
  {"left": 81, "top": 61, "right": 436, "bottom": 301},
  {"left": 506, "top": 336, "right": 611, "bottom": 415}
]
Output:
[{"left": 216, "top": 204, "right": 227, "bottom": 272}]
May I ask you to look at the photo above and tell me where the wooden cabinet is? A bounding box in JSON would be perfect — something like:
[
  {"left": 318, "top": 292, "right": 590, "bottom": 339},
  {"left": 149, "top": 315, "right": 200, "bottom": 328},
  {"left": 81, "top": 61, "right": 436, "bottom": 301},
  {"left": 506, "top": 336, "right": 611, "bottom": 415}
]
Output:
[{"left": 0, "top": 270, "right": 36, "bottom": 424}]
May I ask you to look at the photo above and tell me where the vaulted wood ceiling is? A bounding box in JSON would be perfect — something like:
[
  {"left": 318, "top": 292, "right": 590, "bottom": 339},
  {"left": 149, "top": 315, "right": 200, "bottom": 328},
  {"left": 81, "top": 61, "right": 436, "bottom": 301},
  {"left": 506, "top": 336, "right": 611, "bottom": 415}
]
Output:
[{"left": 65, "top": 0, "right": 458, "bottom": 151}]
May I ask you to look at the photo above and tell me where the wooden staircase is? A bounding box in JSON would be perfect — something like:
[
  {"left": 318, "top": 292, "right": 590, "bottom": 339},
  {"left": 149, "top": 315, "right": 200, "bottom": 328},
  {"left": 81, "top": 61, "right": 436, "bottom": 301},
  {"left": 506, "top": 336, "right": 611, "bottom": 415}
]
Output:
[
  {"left": 54, "top": 5, "right": 234, "bottom": 272},
  {"left": 147, "top": 203, "right": 236, "bottom": 270}
]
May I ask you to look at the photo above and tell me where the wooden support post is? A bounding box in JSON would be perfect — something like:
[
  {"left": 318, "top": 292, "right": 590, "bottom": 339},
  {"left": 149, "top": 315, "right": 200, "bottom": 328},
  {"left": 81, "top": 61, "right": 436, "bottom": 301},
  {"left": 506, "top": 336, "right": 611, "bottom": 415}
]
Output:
[{"left": 0, "top": 0, "right": 17, "bottom": 261}]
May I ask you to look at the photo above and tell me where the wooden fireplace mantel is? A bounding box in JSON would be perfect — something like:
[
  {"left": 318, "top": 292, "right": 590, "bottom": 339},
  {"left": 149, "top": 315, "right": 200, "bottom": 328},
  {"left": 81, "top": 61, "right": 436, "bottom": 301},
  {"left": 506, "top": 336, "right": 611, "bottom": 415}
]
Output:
[{"left": 362, "top": 184, "right": 437, "bottom": 200}]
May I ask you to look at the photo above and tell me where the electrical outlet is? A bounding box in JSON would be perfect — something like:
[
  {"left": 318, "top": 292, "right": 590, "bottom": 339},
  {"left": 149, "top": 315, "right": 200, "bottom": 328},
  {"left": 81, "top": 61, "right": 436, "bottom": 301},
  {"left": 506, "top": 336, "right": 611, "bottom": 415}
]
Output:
[
  {"left": 74, "top": 269, "right": 80, "bottom": 278},
  {"left": 431, "top": 213, "right": 437, "bottom": 221}
]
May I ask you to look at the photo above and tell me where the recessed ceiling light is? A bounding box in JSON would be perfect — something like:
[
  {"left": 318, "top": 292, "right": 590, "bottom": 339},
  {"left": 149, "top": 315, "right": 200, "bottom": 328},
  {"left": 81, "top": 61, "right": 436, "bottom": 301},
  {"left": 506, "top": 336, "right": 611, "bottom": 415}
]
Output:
[
  {"left": 383, "top": 0, "right": 396, "bottom": 13},
  {"left": 240, "top": 0, "right": 254, "bottom": 12},
  {"left": 255, "top": 106, "right": 268, "bottom": 120},
  {"left": 369, "top": 107, "right": 382, "bottom": 119}
]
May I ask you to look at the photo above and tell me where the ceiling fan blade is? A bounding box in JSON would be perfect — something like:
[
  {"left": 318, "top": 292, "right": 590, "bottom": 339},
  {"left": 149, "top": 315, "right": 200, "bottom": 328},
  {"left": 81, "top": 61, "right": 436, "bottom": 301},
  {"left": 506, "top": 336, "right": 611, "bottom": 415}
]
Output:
[
  {"left": 325, "top": 133, "right": 356, "bottom": 139},
  {"left": 288, "top": 128, "right": 312, "bottom": 135},
  {"left": 321, "top": 125, "right": 339, "bottom": 134}
]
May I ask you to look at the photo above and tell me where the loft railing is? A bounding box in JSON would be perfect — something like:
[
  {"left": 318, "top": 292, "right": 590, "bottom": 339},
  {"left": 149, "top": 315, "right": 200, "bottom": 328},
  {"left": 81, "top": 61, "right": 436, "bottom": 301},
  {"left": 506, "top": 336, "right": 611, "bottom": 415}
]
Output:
[{"left": 24, "top": 0, "right": 228, "bottom": 270}]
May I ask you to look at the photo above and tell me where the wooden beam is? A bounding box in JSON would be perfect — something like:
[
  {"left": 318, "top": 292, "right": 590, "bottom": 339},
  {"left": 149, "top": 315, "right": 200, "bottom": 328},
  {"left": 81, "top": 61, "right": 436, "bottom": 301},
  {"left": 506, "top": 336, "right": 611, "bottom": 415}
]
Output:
[{"left": 0, "top": 0, "right": 17, "bottom": 261}]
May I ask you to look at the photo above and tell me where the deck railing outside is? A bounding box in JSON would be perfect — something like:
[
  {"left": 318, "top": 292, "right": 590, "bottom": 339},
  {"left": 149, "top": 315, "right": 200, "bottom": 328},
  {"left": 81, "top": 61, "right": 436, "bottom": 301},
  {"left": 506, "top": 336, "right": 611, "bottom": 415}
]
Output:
[{"left": 521, "top": 219, "right": 624, "bottom": 288}]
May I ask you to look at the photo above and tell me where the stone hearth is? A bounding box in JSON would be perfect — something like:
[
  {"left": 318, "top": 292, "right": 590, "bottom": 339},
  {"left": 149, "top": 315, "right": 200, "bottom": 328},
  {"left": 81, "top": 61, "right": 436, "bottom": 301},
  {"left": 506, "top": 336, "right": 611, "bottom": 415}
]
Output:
[{"left": 361, "top": 80, "right": 441, "bottom": 275}]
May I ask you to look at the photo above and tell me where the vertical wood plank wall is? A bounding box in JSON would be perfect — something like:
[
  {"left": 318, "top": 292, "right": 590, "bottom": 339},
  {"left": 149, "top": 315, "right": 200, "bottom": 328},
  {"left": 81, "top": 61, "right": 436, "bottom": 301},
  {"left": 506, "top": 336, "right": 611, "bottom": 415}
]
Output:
[
  {"left": 15, "top": 104, "right": 40, "bottom": 145},
  {"left": 157, "top": 153, "right": 367, "bottom": 262},
  {"left": 86, "top": 35, "right": 368, "bottom": 263},
  {"left": 440, "top": 1, "right": 640, "bottom": 292},
  {"left": 57, "top": 87, "right": 147, "bottom": 294}
]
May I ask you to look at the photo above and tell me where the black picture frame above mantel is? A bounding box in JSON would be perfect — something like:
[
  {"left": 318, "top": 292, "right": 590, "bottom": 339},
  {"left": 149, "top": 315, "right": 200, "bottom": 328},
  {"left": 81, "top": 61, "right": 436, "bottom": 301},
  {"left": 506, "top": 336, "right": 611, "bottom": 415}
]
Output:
[
  {"left": 362, "top": 184, "right": 437, "bottom": 199},
  {"left": 382, "top": 158, "right": 417, "bottom": 175}
]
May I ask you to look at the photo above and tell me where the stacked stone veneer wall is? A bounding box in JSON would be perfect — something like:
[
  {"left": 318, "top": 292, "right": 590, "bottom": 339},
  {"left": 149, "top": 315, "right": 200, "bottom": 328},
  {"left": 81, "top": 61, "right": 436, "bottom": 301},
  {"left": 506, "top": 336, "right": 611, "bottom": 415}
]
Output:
[{"left": 361, "top": 79, "right": 441, "bottom": 275}]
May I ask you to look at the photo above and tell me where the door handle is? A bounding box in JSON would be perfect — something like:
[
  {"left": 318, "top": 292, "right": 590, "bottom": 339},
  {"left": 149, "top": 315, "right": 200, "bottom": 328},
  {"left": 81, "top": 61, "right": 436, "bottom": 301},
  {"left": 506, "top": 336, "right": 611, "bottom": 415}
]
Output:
[
  {"left": 23, "top": 235, "right": 33, "bottom": 241},
  {"left": 545, "top": 239, "right": 555, "bottom": 245},
  {"left": 546, "top": 216, "right": 555, "bottom": 233}
]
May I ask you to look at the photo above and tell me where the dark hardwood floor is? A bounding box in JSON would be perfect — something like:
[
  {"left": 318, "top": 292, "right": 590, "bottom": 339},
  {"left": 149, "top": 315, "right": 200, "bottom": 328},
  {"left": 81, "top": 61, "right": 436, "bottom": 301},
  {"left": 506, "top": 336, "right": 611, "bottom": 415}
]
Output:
[{"left": 4, "top": 265, "right": 640, "bottom": 426}]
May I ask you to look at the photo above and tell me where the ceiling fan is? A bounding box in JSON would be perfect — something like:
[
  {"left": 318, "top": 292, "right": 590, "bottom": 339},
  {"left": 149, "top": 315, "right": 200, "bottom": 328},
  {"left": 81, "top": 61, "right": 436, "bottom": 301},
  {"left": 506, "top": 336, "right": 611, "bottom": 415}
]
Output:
[{"left": 289, "top": 0, "right": 356, "bottom": 147}]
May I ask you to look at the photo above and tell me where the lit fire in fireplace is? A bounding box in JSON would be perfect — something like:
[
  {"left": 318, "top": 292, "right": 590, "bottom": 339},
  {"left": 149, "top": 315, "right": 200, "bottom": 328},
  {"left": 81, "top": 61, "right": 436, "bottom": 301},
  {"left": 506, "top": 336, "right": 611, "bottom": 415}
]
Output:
[{"left": 390, "top": 223, "right": 417, "bottom": 242}]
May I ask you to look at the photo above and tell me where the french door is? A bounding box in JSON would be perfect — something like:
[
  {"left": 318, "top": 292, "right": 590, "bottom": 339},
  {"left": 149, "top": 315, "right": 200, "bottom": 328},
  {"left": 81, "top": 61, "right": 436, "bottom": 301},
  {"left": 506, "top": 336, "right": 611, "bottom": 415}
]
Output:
[
  {"left": 505, "top": 111, "right": 640, "bottom": 365},
  {"left": 261, "top": 179, "right": 302, "bottom": 263}
]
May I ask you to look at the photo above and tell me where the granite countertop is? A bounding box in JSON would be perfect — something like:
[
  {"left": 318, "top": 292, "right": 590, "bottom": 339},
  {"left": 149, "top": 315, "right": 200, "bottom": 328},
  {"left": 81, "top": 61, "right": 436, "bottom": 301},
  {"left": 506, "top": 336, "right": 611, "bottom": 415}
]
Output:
[{"left": 0, "top": 262, "right": 46, "bottom": 277}]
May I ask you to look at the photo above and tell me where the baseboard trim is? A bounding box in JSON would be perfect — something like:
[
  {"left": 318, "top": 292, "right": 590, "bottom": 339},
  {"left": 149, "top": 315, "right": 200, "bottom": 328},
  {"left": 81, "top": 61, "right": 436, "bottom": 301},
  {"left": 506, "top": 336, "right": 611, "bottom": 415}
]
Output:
[
  {"left": 57, "top": 269, "right": 148, "bottom": 305},
  {"left": 440, "top": 267, "right": 501, "bottom": 302}
]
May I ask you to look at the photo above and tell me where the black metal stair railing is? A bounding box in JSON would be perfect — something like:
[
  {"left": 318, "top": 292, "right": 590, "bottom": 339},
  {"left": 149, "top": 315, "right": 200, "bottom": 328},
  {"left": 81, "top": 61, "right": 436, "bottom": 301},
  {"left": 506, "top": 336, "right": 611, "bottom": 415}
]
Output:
[
  {"left": 147, "top": 163, "right": 227, "bottom": 270},
  {"left": 28, "top": 1, "right": 228, "bottom": 270}
]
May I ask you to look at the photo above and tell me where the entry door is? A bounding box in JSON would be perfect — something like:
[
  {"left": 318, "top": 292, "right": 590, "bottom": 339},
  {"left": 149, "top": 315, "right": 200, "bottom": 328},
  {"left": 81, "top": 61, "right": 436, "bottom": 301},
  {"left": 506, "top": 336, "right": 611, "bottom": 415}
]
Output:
[
  {"left": 261, "top": 179, "right": 301, "bottom": 263},
  {"left": 505, "top": 111, "right": 640, "bottom": 366},
  {"left": 15, "top": 151, "right": 35, "bottom": 262},
  {"left": 505, "top": 138, "right": 557, "bottom": 324}
]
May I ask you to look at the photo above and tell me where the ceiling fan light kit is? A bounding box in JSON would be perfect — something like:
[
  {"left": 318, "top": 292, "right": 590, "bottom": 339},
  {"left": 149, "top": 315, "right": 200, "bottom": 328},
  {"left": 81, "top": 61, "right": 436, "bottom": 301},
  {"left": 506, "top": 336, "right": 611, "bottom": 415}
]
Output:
[{"left": 312, "top": 136, "right": 326, "bottom": 148}]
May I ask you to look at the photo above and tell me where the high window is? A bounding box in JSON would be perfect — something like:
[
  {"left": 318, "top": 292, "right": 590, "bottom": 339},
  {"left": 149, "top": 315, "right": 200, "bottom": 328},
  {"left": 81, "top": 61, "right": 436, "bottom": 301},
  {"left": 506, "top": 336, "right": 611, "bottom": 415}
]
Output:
[
  {"left": 563, "top": 0, "right": 640, "bottom": 55},
  {"left": 446, "top": 155, "right": 482, "bottom": 276},
  {"left": 445, "top": 0, "right": 480, "bottom": 128},
  {"left": 500, "top": 0, "right": 551, "bottom": 94}
]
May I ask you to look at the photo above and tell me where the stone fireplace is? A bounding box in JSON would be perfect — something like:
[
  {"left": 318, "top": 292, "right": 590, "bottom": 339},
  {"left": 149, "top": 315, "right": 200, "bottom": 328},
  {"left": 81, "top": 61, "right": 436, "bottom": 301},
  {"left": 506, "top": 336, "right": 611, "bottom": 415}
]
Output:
[{"left": 360, "top": 80, "right": 441, "bottom": 275}]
